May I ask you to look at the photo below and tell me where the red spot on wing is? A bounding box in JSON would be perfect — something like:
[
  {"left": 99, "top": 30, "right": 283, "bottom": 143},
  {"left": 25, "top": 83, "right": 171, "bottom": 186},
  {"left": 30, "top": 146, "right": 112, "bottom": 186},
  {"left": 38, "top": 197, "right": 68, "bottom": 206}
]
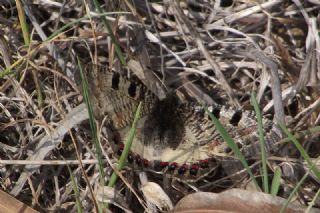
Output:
[
  {"left": 199, "top": 159, "right": 210, "bottom": 168},
  {"left": 190, "top": 164, "right": 200, "bottom": 176},
  {"left": 143, "top": 159, "right": 149, "bottom": 168},
  {"left": 117, "top": 143, "right": 124, "bottom": 155},
  {"left": 159, "top": 162, "right": 169, "bottom": 169},
  {"left": 169, "top": 162, "right": 178, "bottom": 171}
]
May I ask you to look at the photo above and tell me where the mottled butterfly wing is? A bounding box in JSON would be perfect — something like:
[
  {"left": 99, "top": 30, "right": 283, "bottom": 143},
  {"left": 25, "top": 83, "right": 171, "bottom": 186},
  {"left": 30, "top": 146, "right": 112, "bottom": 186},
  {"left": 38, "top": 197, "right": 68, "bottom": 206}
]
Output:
[{"left": 82, "top": 64, "right": 157, "bottom": 129}]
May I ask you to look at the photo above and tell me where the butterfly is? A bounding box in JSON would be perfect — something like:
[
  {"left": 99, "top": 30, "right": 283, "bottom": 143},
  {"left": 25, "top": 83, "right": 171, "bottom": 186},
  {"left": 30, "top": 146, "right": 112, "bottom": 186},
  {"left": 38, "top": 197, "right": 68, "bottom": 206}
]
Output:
[{"left": 79, "top": 63, "right": 280, "bottom": 180}]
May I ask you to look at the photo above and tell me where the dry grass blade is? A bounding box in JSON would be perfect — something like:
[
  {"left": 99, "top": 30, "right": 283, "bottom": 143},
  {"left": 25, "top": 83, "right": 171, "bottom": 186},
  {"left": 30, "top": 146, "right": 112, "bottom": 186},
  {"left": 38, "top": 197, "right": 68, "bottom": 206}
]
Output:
[
  {"left": 169, "top": 0, "right": 240, "bottom": 107},
  {"left": 10, "top": 104, "right": 89, "bottom": 196},
  {"left": 1, "top": 0, "right": 320, "bottom": 212},
  {"left": 241, "top": 49, "right": 285, "bottom": 124}
]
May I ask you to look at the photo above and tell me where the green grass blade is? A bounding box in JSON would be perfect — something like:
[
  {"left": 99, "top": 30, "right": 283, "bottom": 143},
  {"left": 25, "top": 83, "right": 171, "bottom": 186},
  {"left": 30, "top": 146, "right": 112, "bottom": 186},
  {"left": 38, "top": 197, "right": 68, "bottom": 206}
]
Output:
[
  {"left": 77, "top": 58, "right": 105, "bottom": 179},
  {"left": 67, "top": 164, "right": 83, "bottom": 213},
  {"left": 205, "top": 107, "right": 260, "bottom": 190},
  {"left": 278, "top": 124, "right": 320, "bottom": 212},
  {"left": 271, "top": 166, "right": 281, "bottom": 196},
  {"left": 278, "top": 126, "right": 320, "bottom": 145},
  {"left": 108, "top": 102, "right": 143, "bottom": 187},
  {"left": 47, "top": 12, "right": 119, "bottom": 41},
  {"left": 250, "top": 93, "right": 269, "bottom": 193},
  {"left": 92, "top": 0, "right": 126, "bottom": 65},
  {"left": 16, "top": 0, "right": 30, "bottom": 46},
  {"left": 280, "top": 171, "right": 309, "bottom": 213},
  {"left": 278, "top": 123, "right": 320, "bottom": 180},
  {"left": 306, "top": 187, "right": 320, "bottom": 213}
]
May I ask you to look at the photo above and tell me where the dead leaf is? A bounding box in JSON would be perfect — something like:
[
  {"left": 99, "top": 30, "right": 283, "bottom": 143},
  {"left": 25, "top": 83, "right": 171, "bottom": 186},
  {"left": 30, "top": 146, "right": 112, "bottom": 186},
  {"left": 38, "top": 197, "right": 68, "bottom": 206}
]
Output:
[
  {"left": 140, "top": 181, "right": 173, "bottom": 211},
  {"left": 171, "top": 189, "right": 320, "bottom": 213},
  {"left": 0, "top": 189, "right": 39, "bottom": 213}
]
